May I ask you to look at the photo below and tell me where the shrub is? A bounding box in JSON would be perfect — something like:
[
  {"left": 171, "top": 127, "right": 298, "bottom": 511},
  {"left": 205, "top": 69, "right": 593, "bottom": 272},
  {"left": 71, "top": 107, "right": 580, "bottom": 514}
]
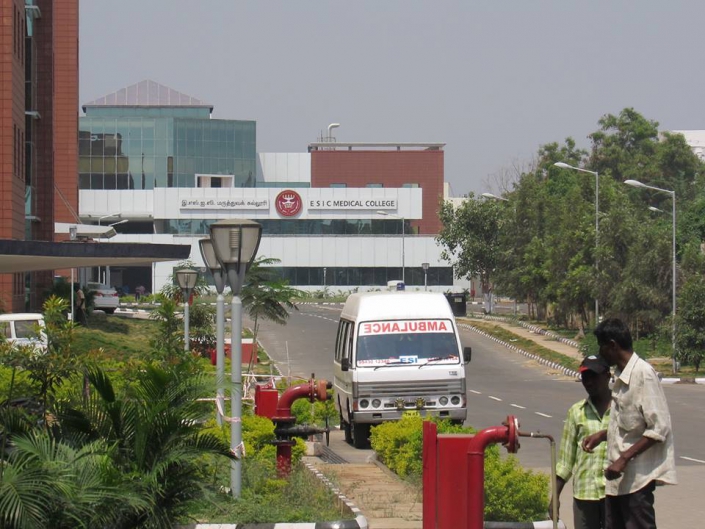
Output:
[{"left": 370, "top": 416, "right": 549, "bottom": 522}]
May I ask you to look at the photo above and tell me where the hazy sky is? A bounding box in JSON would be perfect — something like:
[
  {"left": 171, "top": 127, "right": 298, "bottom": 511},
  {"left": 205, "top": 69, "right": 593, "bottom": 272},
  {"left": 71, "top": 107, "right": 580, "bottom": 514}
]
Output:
[{"left": 79, "top": 1, "right": 704, "bottom": 196}]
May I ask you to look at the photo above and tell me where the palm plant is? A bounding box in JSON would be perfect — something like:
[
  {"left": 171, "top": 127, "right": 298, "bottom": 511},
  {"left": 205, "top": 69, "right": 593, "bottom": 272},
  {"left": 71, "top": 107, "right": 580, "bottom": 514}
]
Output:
[
  {"left": 241, "top": 257, "right": 305, "bottom": 373},
  {"left": 56, "top": 365, "right": 235, "bottom": 528},
  {"left": 0, "top": 431, "right": 143, "bottom": 529}
]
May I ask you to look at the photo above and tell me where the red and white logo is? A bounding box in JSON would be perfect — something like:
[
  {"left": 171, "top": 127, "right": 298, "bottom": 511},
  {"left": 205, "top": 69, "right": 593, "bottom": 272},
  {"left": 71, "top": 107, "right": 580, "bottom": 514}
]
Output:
[{"left": 275, "top": 190, "right": 303, "bottom": 217}]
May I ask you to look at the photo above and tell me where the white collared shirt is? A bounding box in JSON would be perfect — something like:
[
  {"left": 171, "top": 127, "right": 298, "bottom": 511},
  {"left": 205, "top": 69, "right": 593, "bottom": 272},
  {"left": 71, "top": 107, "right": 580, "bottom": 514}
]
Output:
[{"left": 606, "top": 353, "right": 677, "bottom": 496}]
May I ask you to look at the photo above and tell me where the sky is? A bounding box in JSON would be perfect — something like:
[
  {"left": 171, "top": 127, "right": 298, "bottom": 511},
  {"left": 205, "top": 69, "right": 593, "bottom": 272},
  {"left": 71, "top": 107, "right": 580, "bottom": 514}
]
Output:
[{"left": 79, "top": 1, "right": 705, "bottom": 197}]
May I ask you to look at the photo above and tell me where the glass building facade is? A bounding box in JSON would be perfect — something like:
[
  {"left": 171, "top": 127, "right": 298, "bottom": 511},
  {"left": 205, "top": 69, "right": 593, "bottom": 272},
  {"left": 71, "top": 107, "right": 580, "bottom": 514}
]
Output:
[{"left": 79, "top": 106, "right": 256, "bottom": 190}]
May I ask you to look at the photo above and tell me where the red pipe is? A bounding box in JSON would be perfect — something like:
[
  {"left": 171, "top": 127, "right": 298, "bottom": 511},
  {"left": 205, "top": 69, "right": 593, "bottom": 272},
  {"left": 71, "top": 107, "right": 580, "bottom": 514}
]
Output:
[
  {"left": 276, "top": 378, "right": 328, "bottom": 417},
  {"left": 466, "top": 424, "right": 514, "bottom": 529}
]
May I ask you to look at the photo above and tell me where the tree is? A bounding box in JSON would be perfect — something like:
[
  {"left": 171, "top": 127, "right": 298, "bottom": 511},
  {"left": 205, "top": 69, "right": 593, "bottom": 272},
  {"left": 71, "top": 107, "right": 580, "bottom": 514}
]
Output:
[
  {"left": 159, "top": 260, "right": 210, "bottom": 303},
  {"left": 436, "top": 193, "right": 504, "bottom": 305},
  {"left": 675, "top": 276, "right": 705, "bottom": 371}
]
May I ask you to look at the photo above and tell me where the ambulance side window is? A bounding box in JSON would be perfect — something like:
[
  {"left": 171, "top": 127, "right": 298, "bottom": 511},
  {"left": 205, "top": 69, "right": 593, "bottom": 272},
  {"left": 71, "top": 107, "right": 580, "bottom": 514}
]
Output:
[{"left": 335, "top": 319, "right": 353, "bottom": 363}]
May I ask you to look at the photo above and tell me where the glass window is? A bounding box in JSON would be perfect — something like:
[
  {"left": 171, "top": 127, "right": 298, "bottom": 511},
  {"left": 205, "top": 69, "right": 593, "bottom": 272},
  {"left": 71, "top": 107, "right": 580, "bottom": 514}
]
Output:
[
  {"left": 90, "top": 173, "right": 103, "bottom": 190},
  {"left": 330, "top": 183, "right": 346, "bottom": 188},
  {"left": 366, "top": 183, "right": 383, "bottom": 188}
]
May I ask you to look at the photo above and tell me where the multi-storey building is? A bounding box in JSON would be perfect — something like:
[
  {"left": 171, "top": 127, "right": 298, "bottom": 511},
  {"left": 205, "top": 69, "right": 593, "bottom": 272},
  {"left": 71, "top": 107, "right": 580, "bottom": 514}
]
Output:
[
  {"left": 78, "top": 80, "right": 464, "bottom": 294},
  {"left": 0, "top": 0, "right": 79, "bottom": 311}
]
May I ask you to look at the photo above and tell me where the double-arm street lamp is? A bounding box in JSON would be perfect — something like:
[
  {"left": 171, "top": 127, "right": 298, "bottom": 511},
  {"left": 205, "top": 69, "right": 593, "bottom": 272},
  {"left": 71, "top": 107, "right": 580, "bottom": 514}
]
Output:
[
  {"left": 554, "top": 162, "right": 600, "bottom": 324},
  {"left": 199, "top": 238, "right": 226, "bottom": 427},
  {"left": 376, "top": 211, "right": 405, "bottom": 283},
  {"left": 175, "top": 269, "right": 198, "bottom": 352},
  {"left": 625, "top": 179, "right": 678, "bottom": 374},
  {"left": 209, "top": 219, "right": 262, "bottom": 498}
]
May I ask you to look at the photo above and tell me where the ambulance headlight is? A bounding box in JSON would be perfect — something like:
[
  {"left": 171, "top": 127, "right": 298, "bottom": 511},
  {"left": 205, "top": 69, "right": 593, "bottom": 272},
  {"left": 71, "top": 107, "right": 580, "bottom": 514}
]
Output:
[
  {"left": 439, "top": 396, "right": 449, "bottom": 406},
  {"left": 451, "top": 396, "right": 461, "bottom": 405},
  {"left": 360, "top": 399, "right": 369, "bottom": 409},
  {"left": 372, "top": 399, "right": 381, "bottom": 408}
]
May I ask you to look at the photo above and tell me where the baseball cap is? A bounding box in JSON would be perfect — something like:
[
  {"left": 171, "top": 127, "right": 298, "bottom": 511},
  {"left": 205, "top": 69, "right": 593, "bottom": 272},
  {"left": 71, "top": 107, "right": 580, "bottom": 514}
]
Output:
[{"left": 579, "top": 355, "right": 610, "bottom": 375}]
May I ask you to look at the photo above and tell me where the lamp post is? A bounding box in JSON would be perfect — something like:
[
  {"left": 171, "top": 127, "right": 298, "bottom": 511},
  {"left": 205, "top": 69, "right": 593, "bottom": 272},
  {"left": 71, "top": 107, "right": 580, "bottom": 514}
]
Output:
[
  {"left": 199, "top": 238, "right": 227, "bottom": 427},
  {"left": 422, "top": 262, "right": 429, "bottom": 291},
  {"left": 209, "top": 219, "right": 262, "bottom": 499},
  {"left": 377, "top": 211, "right": 405, "bottom": 283},
  {"left": 480, "top": 193, "right": 513, "bottom": 314},
  {"left": 554, "top": 162, "right": 600, "bottom": 324},
  {"left": 98, "top": 214, "right": 119, "bottom": 226},
  {"left": 625, "top": 179, "right": 678, "bottom": 374},
  {"left": 175, "top": 269, "right": 198, "bottom": 352}
]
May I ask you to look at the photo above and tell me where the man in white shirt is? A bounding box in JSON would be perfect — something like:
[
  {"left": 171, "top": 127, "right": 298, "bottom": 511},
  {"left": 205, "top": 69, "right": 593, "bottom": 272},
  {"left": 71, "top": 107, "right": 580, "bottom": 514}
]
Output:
[{"left": 582, "top": 318, "right": 677, "bottom": 529}]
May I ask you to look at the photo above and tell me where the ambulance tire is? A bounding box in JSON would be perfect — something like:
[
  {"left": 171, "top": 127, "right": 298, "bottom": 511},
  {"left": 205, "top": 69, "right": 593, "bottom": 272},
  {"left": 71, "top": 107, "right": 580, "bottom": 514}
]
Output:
[
  {"left": 342, "top": 414, "right": 353, "bottom": 444},
  {"left": 351, "top": 420, "right": 371, "bottom": 449}
]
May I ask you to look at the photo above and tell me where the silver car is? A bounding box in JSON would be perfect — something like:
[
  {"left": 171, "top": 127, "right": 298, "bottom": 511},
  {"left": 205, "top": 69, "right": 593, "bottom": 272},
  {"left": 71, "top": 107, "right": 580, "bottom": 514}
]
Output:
[{"left": 86, "top": 282, "right": 119, "bottom": 314}]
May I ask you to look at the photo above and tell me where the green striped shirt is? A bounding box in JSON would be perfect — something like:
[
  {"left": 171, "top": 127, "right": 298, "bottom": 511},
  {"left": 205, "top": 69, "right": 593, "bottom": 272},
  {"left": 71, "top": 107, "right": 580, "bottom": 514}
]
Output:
[{"left": 556, "top": 398, "right": 610, "bottom": 501}]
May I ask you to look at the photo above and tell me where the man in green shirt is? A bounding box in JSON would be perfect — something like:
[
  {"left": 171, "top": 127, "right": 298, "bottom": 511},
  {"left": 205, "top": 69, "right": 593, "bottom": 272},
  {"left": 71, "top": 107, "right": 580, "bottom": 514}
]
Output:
[{"left": 551, "top": 355, "right": 612, "bottom": 529}]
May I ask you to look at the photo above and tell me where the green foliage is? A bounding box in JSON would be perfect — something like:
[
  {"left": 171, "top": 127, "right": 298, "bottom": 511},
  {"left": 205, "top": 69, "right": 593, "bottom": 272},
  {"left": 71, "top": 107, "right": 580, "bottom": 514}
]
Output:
[
  {"left": 442, "top": 107, "right": 705, "bottom": 352},
  {"left": 149, "top": 296, "right": 189, "bottom": 363},
  {"left": 484, "top": 450, "right": 549, "bottom": 522},
  {"left": 370, "top": 416, "right": 548, "bottom": 522},
  {"left": 290, "top": 398, "right": 338, "bottom": 427},
  {"left": 675, "top": 276, "right": 705, "bottom": 371},
  {"left": 160, "top": 260, "right": 211, "bottom": 303}
]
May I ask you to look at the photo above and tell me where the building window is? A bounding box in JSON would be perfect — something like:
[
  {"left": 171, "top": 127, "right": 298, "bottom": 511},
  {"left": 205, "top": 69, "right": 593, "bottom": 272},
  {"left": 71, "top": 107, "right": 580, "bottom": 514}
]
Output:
[
  {"left": 366, "top": 183, "right": 383, "bottom": 188},
  {"left": 402, "top": 183, "right": 419, "bottom": 188},
  {"left": 330, "top": 183, "right": 347, "bottom": 188}
]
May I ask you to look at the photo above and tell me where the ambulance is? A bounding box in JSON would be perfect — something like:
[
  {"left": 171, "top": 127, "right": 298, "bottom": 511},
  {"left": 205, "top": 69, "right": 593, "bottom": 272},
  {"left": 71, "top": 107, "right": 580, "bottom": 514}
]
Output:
[{"left": 333, "top": 291, "right": 471, "bottom": 448}]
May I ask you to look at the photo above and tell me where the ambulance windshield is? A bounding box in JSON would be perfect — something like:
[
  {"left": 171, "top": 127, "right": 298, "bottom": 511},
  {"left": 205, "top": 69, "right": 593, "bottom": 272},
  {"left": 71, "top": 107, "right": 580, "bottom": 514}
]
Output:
[{"left": 355, "top": 319, "right": 459, "bottom": 367}]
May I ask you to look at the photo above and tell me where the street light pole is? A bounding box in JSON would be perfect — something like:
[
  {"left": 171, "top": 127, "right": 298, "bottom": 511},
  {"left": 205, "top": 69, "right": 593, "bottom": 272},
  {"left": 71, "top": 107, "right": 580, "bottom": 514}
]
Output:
[
  {"left": 209, "top": 219, "right": 262, "bottom": 498},
  {"left": 625, "top": 179, "right": 678, "bottom": 374},
  {"left": 200, "top": 238, "right": 226, "bottom": 427},
  {"left": 175, "top": 269, "right": 198, "bottom": 352},
  {"left": 377, "top": 211, "right": 405, "bottom": 283},
  {"left": 554, "top": 162, "right": 600, "bottom": 325},
  {"left": 422, "top": 262, "right": 429, "bottom": 291}
]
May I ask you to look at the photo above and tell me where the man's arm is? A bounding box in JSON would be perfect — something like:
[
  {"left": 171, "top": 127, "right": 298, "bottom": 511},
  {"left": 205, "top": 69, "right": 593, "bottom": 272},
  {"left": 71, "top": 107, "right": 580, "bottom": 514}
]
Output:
[
  {"left": 604, "top": 437, "right": 658, "bottom": 480},
  {"left": 581, "top": 429, "right": 607, "bottom": 453}
]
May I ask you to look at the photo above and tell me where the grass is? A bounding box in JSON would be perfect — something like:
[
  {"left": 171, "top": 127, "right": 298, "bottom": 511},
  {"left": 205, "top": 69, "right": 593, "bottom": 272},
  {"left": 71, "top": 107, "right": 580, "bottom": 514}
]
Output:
[
  {"left": 183, "top": 460, "right": 351, "bottom": 524},
  {"left": 465, "top": 316, "right": 705, "bottom": 378},
  {"left": 73, "top": 314, "right": 160, "bottom": 361},
  {"left": 466, "top": 319, "right": 582, "bottom": 373}
]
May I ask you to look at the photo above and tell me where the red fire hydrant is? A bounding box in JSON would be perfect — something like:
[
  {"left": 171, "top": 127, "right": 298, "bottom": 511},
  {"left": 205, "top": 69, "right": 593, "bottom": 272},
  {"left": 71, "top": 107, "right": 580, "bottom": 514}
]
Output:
[
  {"left": 423, "top": 416, "right": 520, "bottom": 529},
  {"left": 254, "top": 375, "right": 331, "bottom": 476}
]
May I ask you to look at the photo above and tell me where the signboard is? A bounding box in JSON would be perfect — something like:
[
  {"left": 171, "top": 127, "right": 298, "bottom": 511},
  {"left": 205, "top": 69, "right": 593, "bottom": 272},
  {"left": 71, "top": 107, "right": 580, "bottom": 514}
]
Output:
[
  {"left": 180, "top": 199, "right": 268, "bottom": 210},
  {"left": 308, "top": 199, "right": 396, "bottom": 210},
  {"left": 358, "top": 320, "right": 453, "bottom": 336}
]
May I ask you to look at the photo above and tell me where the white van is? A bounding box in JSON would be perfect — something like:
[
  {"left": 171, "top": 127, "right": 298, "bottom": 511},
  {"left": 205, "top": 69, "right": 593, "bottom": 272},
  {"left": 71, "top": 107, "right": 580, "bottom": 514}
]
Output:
[
  {"left": 0, "top": 313, "right": 47, "bottom": 353},
  {"left": 333, "top": 292, "right": 471, "bottom": 448}
]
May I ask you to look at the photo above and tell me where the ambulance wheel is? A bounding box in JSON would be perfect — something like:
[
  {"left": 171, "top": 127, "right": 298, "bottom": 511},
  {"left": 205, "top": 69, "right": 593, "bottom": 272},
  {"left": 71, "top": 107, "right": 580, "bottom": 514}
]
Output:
[
  {"left": 342, "top": 414, "right": 352, "bottom": 444},
  {"left": 352, "top": 420, "right": 371, "bottom": 449}
]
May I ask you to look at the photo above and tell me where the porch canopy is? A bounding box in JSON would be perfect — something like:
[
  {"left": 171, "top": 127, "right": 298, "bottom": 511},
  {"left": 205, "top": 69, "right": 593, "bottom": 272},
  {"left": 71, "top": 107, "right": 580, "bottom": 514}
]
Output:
[{"left": 0, "top": 239, "right": 191, "bottom": 274}]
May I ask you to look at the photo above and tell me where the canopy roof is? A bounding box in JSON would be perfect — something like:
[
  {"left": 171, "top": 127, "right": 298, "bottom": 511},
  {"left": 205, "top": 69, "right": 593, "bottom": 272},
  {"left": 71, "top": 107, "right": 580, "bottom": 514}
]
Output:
[{"left": 0, "top": 240, "right": 191, "bottom": 274}]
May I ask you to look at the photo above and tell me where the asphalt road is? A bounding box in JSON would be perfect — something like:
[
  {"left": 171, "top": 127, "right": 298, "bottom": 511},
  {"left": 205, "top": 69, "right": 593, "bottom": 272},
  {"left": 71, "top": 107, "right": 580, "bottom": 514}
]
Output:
[{"left": 246, "top": 302, "right": 705, "bottom": 468}]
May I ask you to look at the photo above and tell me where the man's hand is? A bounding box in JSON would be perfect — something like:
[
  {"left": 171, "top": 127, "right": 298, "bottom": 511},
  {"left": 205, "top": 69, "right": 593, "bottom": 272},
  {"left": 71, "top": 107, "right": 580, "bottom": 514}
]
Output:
[
  {"left": 605, "top": 456, "right": 628, "bottom": 480},
  {"left": 581, "top": 430, "right": 606, "bottom": 453}
]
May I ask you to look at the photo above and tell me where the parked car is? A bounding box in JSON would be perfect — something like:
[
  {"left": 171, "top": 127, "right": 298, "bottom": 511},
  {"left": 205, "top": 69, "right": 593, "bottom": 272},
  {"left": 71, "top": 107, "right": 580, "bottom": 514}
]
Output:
[
  {"left": 86, "top": 282, "right": 119, "bottom": 314},
  {"left": 0, "top": 313, "right": 47, "bottom": 353}
]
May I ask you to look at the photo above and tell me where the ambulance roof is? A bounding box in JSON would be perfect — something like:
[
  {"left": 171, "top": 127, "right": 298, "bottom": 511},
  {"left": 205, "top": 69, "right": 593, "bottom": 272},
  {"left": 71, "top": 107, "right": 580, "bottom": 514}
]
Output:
[{"left": 340, "top": 292, "right": 454, "bottom": 322}]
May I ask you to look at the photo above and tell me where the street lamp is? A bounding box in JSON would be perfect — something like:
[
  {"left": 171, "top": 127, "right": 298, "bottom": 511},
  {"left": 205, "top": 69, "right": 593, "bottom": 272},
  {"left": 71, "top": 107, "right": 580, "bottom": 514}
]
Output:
[
  {"left": 554, "top": 162, "right": 600, "bottom": 324},
  {"left": 209, "top": 219, "right": 262, "bottom": 499},
  {"left": 199, "top": 238, "right": 226, "bottom": 427},
  {"left": 377, "top": 211, "right": 405, "bottom": 283},
  {"left": 98, "top": 214, "right": 119, "bottom": 226},
  {"left": 625, "top": 179, "right": 678, "bottom": 374},
  {"left": 175, "top": 268, "right": 198, "bottom": 352},
  {"left": 481, "top": 192, "right": 508, "bottom": 202},
  {"left": 422, "top": 262, "right": 429, "bottom": 291}
]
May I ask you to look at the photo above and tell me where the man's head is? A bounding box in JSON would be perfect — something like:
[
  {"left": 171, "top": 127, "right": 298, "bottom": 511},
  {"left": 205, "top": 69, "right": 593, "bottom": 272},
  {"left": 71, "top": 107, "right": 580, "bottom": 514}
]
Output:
[
  {"left": 579, "top": 355, "right": 611, "bottom": 398},
  {"left": 594, "top": 318, "right": 633, "bottom": 366}
]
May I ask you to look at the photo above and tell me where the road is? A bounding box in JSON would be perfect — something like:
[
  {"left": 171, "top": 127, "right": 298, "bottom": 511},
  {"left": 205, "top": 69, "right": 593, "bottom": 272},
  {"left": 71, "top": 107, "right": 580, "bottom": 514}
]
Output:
[
  {"left": 247, "top": 303, "right": 705, "bottom": 465},
  {"left": 246, "top": 303, "right": 705, "bottom": 527}
]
